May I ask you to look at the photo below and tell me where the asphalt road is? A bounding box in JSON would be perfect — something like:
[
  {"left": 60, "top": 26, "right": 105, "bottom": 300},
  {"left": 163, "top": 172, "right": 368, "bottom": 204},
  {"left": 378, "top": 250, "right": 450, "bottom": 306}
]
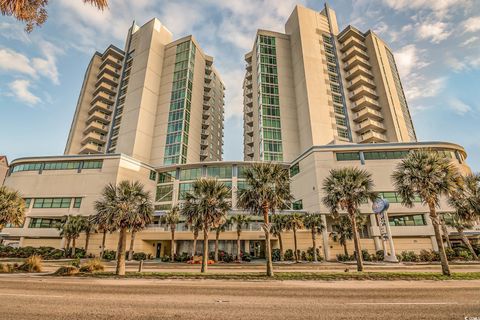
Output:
[{"left": 0, "top": 275, "right": 479, "bottom": 320}]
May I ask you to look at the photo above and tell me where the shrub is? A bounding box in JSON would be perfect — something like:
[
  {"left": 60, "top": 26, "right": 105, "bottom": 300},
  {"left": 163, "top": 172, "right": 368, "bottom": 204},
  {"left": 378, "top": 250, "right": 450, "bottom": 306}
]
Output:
[
  {"left": 284, "top": 249, "right": 294, "bottom": 261},
  {"left": 445, "top": 248, "right": 456, "bottom": 261},
  {"left": 305, "top": 247, "right": 323, "bottom": 262},
  {"left": 374, "top": 250, "right": 384, "bottom": 261},
  {"left": 454, "top": 247, "right": 473, "bottom": 261},
  {"left": 0, "top": 263, "right": 15, "bottom": 273},
  {"left": 79, "top": 259, "right": 104, "bottom": 273},
  {"left": 133, "top": 252, "right": 147, "bottom": 261},
  {"left": 336, "top": 253, "right": 354, "bottom": 262},
  {"left": 18, "top": 255, "right": 43, "bottom": 272},
  {"left": 174, "top": 252, "right": 190, "bottom": 262},
  {"left": 419, "top": 249, "right": 436, "bottom": 262},
  {"left": 241, "top": 251, "right": 252, "bottom": 262},
  {"left": 218, "top": 250, "right": 234, "bottom": 263},
  {"left": 102, "top": 250, "right": 116, "bottom": 261},
  {"left": 361, "top": 249, "right": 372, "bottom": 262},
  {"left": 71, "top": 258, "right": 81, "bottom": 268},
  {"left": 400, "top": 251, "right": 419, "bottom": 262},
  {"left": 160, "top": 255, "right": 170, "bottom": 262},
  {"left": 54, "top": 266, "right": 79, "bottom": 276},
  {"left": 272, "top": 248, "right": 281, "bottom": 262}
]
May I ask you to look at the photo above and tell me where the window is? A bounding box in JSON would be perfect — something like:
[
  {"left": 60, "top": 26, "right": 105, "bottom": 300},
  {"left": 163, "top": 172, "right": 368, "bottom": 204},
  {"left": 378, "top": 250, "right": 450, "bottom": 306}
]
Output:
[
  {"left": 292, "top": 200, "right": 303, "bottom": 210},
  {"left": 33, "top": 198, "right": 72, "bottom": 209},
  {"left": 44, "top": 162, "right": 80, "bottom": 170},
  {"left": 11, "top": 163, "right": 42, "bottom": 173},
  {"left": 337, "top": 128, "right": 350, "bottom": 139},
  {"left": 207, "top": 166, "right": 232, "bottom": 179},
  {"left": 24, "top": 198, "right": 31, "bottom": 209},
  {"left": 363, "top": 151, "right": 409, "bottom": 160},
  {"left": 159, "top": 170, "right": 176, "bottom": 183},
  {"left": 335, "top": 116, "right": 347, "bottom": 127},
  {"left": 178, "top": 183, "right": 194, "bottom": 200},
  {"left": 237, "top": 180, "right": 250, "bottom": 192},
  {"left": 155, "top": 204, "right": 172, "bottom": 211},
  {"left": 180, "top": 168, "right": 202, "bottom": 181},
  {"left": 378, "top": 191, "right": 421, "bottom": 203},
  {"left": 73, "top": 198, "right": 82, "bottom": 208},
  {"left": 149, "top": 170, "right": 157, "bottom": 181},
  {"left": 28, "top": 218, "right": 62, "bottom": 228},
  {"left": 290, "top": 163, "right": 300, "bottom": 177},
  {"left": 336, "top": 152, "right": 360, "bottom": 161},
  {"left": 156, "top": 184, "right": 173, "bottom": 202},
  {"left": 389, "top": 214, "right": 426, "bottom": 226}
]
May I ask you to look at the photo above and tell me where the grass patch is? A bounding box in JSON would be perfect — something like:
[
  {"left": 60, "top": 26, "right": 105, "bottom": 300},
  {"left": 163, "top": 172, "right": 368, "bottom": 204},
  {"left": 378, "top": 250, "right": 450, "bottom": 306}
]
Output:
[{"left": 72, "top": 271, "right": 480, "bottom": 281}]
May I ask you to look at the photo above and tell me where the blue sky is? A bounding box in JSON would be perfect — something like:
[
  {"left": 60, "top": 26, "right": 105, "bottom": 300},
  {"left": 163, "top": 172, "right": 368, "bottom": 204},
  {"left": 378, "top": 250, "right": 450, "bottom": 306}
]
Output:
[{"left": 0, "top": 0, "right": 479, "bottom": 171}]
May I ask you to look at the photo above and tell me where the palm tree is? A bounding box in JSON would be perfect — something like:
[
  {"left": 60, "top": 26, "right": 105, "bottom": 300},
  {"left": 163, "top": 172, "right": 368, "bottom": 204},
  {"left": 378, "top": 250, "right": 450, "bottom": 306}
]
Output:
[
  {"left": 230, "top": 214, "right": 251, "bottom": 262},
  {"left": 448, "top": 173, "right": 480, "bottom": 260},
  {"left": 94, "top": 180, "right": 154, "bottom": 275},
  {"left": 90, "top": 214, "right": 110, "bottom": 259},
  {"left": 189, "top": 218, "right": 203, "bottom": 257},
  {"left": 160, "top": 206, "right": 180, "bottom": 262},
  {"left": 0, "top": 0, "right": 108, "bottom": 32},
  {"left": 322, "top": 167, "right": 377, "bottom": 272},
  {"left": 285, "top": 213, "right": 304, "bottom": 263},
  {"left": 82, "top": 215, "right": 96, "bottom": 254},
  {"left": 57, "top": 215, "right": 85, "bottom": 257},
  {"left": 440, "top": 214, "right": 452, "bottom": 248},
  {"left": 0, "top": 186, "right": 25, "bottom": 230},
  {"left": 330, "top": 216, "right": 354, "bottom": 256},
  {"left": 57, "top": 215, "right": 72, "bottom": 256},
  {"left": 213, "top": 218, "right": 231, "bottom": 262},
  {"left": 237, "top": 163, "right": 293, "bottom": 277},
  {"left": 270, "top": 214, "right": 287, "bottom": 261},
  {"left": 303, "top": 213, "right": 325, "bottom": 262},
  {"left": 392, "top": 150, "right": 462, "bottom": 276},
  {"left": 445, "top": 212, "right": 478, "bottom": 260},
  {"left": 127, "top": 197, "right": 153, "bottom": 261},
  {"left": 181, "top": 178, "right": 231, "bottom": 273}
]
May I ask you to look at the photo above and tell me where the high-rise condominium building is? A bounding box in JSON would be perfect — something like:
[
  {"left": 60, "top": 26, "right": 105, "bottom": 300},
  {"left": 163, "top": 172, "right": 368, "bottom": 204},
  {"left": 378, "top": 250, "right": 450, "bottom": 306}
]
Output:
[
  {"left": 243, "top": 5, "right": 416, "bottom": 162},
  {"left": 65, "top": 19, "right": 225, "bottom": 166}
]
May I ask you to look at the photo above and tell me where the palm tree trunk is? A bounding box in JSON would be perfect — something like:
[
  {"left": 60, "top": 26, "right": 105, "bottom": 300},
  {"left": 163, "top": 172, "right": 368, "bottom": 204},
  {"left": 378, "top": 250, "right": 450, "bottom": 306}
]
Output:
[
  {"left": 429, "top": 204, "right": 451, "bottom": 276},
  {"left": 343, "top": 241, "right": 348, "bottom": 256},
  {"left": 65, "top": 238, "right": 71, "bottom": 257},
  {"left": 193, "top": 234, "right": 197, "bottom": 257},
  {"left": 458, "top": 227, "right": 479, "bottom": 260},
  {"left": 262, "top": 204, "right": 273, "bottom": 277},
  {"left": 214, "top": 230, "right": 220, "bottom": 262},
  {"left": 293, "top": 227, "right": 298, "bottom": 263},
  {"left": 85, "top": 231, "right": 90, "bottom": 254},
  {"left": 128, "top": 230, "right": 136, "bottom": 261},
  {"left": 312, "top": 228, "right": 318, "bottom": 262},
  {"left": 116, "top": 227, "right": 127, "bottom": 275},
  {"left": 100, "top": 230, "right": 106, "bottom": 259},
  {"left": 236, "top": 230, "right": 241, "bottom": 262},
  {"left": 350, "top": 209, "right": 363, "bottom": 272},
  {"left": 278, "top": 233, "right": 284, "bottom": 261},
  {"left": 201, "top": 227, "right": 209, "bottom": 273},
  {"left": 441, "top": 218, "right": 452, "bottom": 248},
  {"left": 171, "top": 226, "right": 175, "bottom": 262},
  {"left": 72, "top": 238, "right": 76, "bottom": 258}
]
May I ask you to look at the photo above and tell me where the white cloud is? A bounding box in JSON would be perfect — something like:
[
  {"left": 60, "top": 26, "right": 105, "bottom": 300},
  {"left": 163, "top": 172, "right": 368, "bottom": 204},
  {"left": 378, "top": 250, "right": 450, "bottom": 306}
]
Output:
[
  {"left": 461, "top": 36, "right": 479, "bottom": 46},
  {"left": 32, "top": 41, "right": 63, "bottom": 85},
  {"left": 405, "top": 76, "right": 447, "bottom": 101},
  {"left": 8, "top": 80, "right": 41, "bottom": 105},
  {"left": 394, "top": 45, "right": 429, "bottom": 78},
  {"left": 463, "top": 16, "right": 480, "bottom": 32},
  {"left": 449, "top": 98, "right": 472, "bottom": 115},
  {"left": 417, "top": 21, "right": 451, "bottom": 43},
  {"left": 447, "top": 55, "right": 480, "bottom": 72},
  {"left": 382, "top": 0, "right": 472, "bottom": 18},
  {"left": 0, "top": 48, "right": 37, "bottom": 77}
]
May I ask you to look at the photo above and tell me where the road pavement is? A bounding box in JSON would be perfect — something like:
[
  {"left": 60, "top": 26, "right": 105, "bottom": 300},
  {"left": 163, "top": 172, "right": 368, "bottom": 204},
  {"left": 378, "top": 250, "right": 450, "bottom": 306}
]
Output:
[{"left": 0, "top": 275, "right": 479, "bottom": 319}]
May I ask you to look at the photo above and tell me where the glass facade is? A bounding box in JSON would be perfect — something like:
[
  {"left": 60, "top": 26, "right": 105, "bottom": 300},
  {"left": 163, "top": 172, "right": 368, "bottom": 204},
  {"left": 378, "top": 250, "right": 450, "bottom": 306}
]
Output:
[
  {"left": 164, "top": 41, "right": 196, "bottom": 165},
  {"left": 257, "top": 35, "right": 283, "bottom": 161},
  {"left": 12, "top": 160, "right": 102, "bottom": 173},
  {"left": 389, "top": 214, "right": 426, "bottom": 226}
]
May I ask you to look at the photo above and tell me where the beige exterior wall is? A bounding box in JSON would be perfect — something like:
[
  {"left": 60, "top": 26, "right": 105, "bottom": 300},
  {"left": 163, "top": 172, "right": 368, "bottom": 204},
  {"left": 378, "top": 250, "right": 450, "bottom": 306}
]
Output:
[{"left": 0, "top": 156, "right": 8, "bottom": 185}]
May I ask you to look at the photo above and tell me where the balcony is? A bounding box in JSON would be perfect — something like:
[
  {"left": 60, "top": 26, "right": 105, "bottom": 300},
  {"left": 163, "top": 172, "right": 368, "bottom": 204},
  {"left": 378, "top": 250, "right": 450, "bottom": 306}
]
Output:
[
  {"left": 89, "top": 101, "right": 113, "bottom": 114},
  {"left": 245, "top": 88, "right": 253, "bottom": 97},
  {"left": 87, "top": 111, "right": 111, "bottom": 124},
  {"left": 345, "top": 65, "right": 373, "bottom": 81},
  {"left": 353, "top": 107, "right": 383, "bottom": 122},
  {"left": 245, "top": 135, "right": 254, "bottom": 146},
  {"left": 350, "top": 96, "right": 381, "bottom": 111},
  {"left": 84, "top": 121, "right": 109, "bottom": 134},
  {"left": 347, "top": 75, "right": 376, "bottom": 91},
  {"left": 202, "top": 120, "right": 210, "bottom": 128},
  {"left": 245, "top": 146, "right": 254, "bottom": 156},
  {"left": 349, "top": 85, "right": 378, "bottom": 101},
  {"left": 355, "top": 119, "right": 386, "bottom": 134},
  {"left": 96, "top": 72, "right": 119, "bottom": 87},
  {"left": 203, "top": 92, "right": 212, "bottom": 100},
  {"left": 200, "top": 149, "right": 209, "bottom": 157},
  {"left": 79, "top": 142, "right": 105, "bottom": 154},
  {"left": 204, "top": 74, "right": 212, "bottom": 83},
  {"left": 100, "top": 55, "right": 122, "bottom": 70},
  {"left": 359, "top": 130, "right": 388, "bottom": 143},
  {"left": 202, "top": 100, "right": 212, "bottom": 110},
  {"left": 202, "top": 111, "right": 211, "bottom": 120},
  {"left": 340, "top": 37, "right": 367, "bottom": 52},
  {"left": 245, "top": 97, "right": 253, "bottom": 106},
  {"left": 344, "top": 56, "right": 371, "bottom": 71},
  {"left": 91, "top": 91, "right": 115, "bottom": 105},
  {"left": 204, "top": 82, "right": 212, "bottom": 92},
  {"left": 200, "top": 139, "right": 208, "bottom": 149},
  {"left": 201, "top": 129, "right": 209, "bottom": 138},
  {"left": 245, "top": 127, "right": 254, "bottom": 136},
  {"left": 100, "top": 63, "right": 120, "bottom": 77},
  {"left": 81, "top": 131, "right": 106, "bottom": 145},
  {"left": 342, "top": 46, "right": 369, "bottom": 62},
  {"left": 245, "top": 115, "right": 253, "bottom": 125}
]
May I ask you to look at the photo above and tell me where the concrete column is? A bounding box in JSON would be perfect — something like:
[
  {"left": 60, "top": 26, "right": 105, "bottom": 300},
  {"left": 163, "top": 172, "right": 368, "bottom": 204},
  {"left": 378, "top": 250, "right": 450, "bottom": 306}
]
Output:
[
  {"left": 321, "top": 214, "right": 330, "bottom": 261},
  {"left": 424, "top": 213, "right": 439, "bottom": 251},
  {"left": 430, "top": 236, "right": 439, "bottom": 251},
  {"left": 369, "top": 214, "right": 382, "bottom": 251}
]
